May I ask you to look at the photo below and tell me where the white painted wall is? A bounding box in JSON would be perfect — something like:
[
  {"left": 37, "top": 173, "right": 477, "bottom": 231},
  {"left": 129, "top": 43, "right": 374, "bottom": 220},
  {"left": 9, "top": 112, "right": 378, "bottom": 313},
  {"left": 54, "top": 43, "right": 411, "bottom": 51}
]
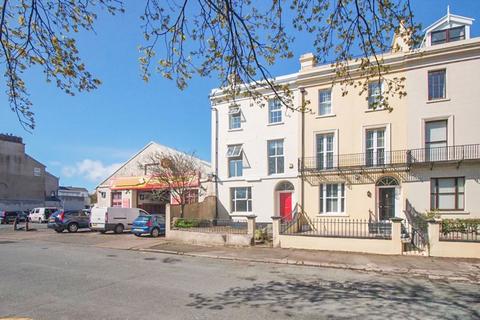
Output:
[{"left": 211, "top": 76, "right": 301, "bottom": 222}]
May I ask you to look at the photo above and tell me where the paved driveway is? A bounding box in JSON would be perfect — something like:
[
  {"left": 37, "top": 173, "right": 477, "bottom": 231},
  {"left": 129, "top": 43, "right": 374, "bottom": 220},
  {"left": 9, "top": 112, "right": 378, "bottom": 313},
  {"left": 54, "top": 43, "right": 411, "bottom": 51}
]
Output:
[{"left": 0, "top": 230, "right": 479, "bottom": 319}]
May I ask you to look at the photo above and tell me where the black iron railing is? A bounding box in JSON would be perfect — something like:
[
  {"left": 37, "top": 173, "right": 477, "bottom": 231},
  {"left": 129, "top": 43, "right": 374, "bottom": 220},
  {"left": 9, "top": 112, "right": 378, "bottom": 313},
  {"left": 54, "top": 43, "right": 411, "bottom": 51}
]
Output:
[
  {"left": 280, "top": 218, "right": 392, "bottom": 239},
  {"left": 172, "top": 218, "right": 248, "bottom": 234},
  {"left": 439, "top": 224, "right": 479, "bottom": 242},
  {"left": 300, "top": 144, "right": 480, "bottom": 172}
]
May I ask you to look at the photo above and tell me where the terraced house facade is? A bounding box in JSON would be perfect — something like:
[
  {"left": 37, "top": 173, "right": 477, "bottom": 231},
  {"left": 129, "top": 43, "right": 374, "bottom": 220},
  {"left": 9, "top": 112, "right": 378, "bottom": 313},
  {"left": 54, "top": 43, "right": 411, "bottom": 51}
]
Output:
[
  {"left": 211, "top": 10, "right": 480, "bottom": 226},
  {"left": 299, "top": 11, "right": 480, "bottom": 223}
]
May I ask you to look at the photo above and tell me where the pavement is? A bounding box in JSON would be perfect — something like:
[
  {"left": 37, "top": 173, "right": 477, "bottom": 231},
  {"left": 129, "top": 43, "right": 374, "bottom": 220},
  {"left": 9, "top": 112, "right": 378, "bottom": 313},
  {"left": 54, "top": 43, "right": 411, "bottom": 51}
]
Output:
[
  {"left": 1, "top": 236, "right": 479, "bottom": 319},
  {"left": 141, "top": 242, "right": 480, "bottom": 284},
  {"left": 1, "top": 223, "right": 479, "bottom": 284}
]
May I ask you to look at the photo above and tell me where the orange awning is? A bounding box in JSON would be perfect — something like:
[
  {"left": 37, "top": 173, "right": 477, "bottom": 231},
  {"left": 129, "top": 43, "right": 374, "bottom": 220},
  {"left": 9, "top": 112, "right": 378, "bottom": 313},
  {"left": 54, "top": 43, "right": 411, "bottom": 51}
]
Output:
[{"left": 110, "top": 176, "right": 199, "bottom": 190}]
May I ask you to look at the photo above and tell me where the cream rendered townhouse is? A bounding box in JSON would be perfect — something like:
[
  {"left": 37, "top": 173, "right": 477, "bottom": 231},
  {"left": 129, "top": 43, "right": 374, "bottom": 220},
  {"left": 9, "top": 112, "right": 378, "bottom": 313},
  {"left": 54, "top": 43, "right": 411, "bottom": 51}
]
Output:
[
  {"left": 299, "top": 11, "right": 480, "bottom": 225},
  {"left": 210, "top": 75, "right": 300, "bottom": 223},
  {"left": 210, "top": 10, "right": 480, "bottom": 229}
]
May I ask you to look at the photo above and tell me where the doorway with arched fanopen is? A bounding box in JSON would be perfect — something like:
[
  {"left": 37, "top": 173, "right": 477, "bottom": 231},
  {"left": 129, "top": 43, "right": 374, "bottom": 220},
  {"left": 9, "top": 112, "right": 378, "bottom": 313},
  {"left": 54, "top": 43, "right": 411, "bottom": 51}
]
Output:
[
  {"left": 275, "top": 181, "right": 295, "bottom": 221},
  {"left": 376, "top": 176, "right": 400, "bottom": 221}
]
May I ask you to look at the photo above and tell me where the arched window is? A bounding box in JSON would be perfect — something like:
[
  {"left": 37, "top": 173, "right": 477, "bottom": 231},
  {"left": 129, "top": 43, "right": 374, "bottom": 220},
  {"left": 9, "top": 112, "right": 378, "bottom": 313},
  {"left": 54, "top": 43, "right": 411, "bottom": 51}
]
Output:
[
  {"left": 376, "top": 176, "right": 399, "bottom": 186},
  {"left": 275, "top": 181, "right": 294, "bottom": 191}
]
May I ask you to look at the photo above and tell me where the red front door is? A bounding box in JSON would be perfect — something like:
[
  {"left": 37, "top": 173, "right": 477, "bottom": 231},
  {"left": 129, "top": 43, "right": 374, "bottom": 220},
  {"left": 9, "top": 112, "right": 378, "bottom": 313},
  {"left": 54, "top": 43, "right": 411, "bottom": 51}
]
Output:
[{"left": 280, "top": 192, "right": 292, "bottom": 221}]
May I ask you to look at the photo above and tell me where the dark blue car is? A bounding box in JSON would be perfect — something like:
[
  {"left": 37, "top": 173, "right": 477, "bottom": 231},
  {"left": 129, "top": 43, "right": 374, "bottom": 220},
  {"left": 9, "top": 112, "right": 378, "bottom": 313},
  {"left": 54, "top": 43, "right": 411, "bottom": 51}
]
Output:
[
  {"left": 47, "top": 210, "right": 90, "bottom": 233},
  {"left": 131, "top": 214, "right": 165, "bottom": 237}
]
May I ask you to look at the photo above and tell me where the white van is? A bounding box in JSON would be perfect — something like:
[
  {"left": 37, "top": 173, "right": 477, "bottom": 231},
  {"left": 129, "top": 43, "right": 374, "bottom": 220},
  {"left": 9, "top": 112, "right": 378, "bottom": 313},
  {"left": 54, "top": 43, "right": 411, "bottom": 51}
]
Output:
[
  {"left": 29, "top": 207, "right": 60, "bottom": 223},
  {"left": 90, "top": 207, "right": 148, "bottom": 234}
]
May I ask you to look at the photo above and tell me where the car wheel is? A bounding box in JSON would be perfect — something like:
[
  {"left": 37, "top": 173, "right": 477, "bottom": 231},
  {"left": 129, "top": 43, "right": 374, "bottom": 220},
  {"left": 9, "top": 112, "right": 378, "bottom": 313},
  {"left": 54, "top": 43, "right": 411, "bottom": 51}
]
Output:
[
  {"left": 55, "top": 229, "right": 64, "bottom": 233},
  {"left": 134, "top": 233, "right": 142, "bottom": 237},
  {"left": 150, "top": 228, "right": 160, "bottom": 238},
  {"left": 67, "top": 223, "right": 79, "bottom": 233},
  {"left": 114, "top": 224, "right": 124, "bottom": 234}
]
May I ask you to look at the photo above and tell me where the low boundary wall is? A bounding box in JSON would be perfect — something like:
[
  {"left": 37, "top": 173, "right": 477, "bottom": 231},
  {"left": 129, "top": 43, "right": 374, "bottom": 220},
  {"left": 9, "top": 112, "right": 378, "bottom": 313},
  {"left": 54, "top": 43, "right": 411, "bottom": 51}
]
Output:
[
  {"left": 428, "top": 221, "right": 480, "bottom": 259},
  {"left": 165, "top": 205, "right": 255, "bottom": 247},
  {"left": 273, "top": 217, "right": 403, "bottom": 255}
]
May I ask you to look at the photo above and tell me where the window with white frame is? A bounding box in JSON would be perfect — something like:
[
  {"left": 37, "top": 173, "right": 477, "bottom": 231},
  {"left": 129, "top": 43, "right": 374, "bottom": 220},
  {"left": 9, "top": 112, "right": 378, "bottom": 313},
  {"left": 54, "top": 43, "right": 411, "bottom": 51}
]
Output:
[
  {"left": 320, "top": 183, "right": 345, "bottom": 214},
  {"left": 368, "top": 81, "right": 382, "bottom": 109},
  {"left": 316, "top": 133, "right": 334, "bottom": 169},
  {"left": 229, "top": 106, "right": 241, "bottom": 129},
  {"left": 268, "top": 139, "right": 284, "bottom": 175},
  {"left": 227, "top": 144, "right": 243, "bottom": 177},
  {"left": 231, "top": 187, "right": 252, "bottom": 212},
  {"left": 319, "top": 89, "right": 332, "bottom": 115},
  {"left": 431, "top": 177, "right": 464, "bottom": 211},
  {"left": 428, "top": 70, "right": 446, "bottom": 100},
  {"left": 425, "top": 120, "right": 447, "bottom": 161},
  {"left": 365, "top": 128, "right": 385, "bottom": 166},
  {"left": 268, "top": 99, "right": 282, "bottom": 124}
]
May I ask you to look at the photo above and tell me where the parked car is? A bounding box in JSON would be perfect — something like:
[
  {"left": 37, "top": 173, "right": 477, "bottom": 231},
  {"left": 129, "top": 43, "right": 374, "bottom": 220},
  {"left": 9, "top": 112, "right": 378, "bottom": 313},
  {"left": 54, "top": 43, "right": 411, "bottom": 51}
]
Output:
[
  {"left": 90, "top": 207, "right": 149, "bottom": 234},
  {"left": 29, "top": 207, "right": 59, "bottom": 223},
  {"left": 0, "top": 211, "right": 28, "bottom": 224},
  {"left": 132, "top": 214, "right": 165, "bottom": 237},
  {"left": 47, "top": 210, "right": 90, "bottom": 233}
]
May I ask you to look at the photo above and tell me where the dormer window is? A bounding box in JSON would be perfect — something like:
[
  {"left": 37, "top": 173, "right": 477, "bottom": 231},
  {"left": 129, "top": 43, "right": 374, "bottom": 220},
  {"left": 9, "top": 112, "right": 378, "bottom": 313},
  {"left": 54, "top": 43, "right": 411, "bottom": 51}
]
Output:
[
  {"left": 422, "top": 8, "right": 473, "bottom": 48},
  {"left": 431, "top": 26, "right": 465, "bottom": 45}
]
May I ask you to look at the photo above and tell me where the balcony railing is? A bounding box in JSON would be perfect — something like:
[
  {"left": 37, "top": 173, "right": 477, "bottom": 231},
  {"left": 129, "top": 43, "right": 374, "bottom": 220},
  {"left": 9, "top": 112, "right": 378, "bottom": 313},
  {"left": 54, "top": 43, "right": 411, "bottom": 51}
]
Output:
[{"left": 300, "top": 144, "right": 480, "bottom": 172}]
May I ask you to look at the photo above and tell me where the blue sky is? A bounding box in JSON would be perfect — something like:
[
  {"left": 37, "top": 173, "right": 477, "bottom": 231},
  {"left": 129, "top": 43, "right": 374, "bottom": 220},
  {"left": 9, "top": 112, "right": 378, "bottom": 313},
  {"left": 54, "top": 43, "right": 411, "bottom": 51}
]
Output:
[{"left": 0, "top": 1, "right": 479, "bottom": 191}]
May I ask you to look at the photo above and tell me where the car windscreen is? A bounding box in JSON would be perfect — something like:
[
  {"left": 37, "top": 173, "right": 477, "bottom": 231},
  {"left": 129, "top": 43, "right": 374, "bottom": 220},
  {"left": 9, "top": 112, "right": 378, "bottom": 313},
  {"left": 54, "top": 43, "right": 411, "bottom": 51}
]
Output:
[{"left": 135, "top": 215, "right": 150, "bottom": 221}]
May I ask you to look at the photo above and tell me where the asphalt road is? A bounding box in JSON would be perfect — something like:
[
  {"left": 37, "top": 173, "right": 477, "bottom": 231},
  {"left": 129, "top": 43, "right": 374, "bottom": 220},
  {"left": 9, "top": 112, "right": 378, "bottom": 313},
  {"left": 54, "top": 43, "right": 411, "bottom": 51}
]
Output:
[{"left": 0, "top": 228, "right": 479, "bottom": 320}]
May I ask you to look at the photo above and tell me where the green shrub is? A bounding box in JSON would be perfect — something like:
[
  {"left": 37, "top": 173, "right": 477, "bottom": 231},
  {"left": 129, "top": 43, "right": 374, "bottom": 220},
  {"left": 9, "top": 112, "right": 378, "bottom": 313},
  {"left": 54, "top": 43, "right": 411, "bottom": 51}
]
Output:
[
  {"left": 174, "top": 218, "right": 200, "bottom": 228},
  {"left": 441, "top": 219, "right": 480, "bottom": 234}
]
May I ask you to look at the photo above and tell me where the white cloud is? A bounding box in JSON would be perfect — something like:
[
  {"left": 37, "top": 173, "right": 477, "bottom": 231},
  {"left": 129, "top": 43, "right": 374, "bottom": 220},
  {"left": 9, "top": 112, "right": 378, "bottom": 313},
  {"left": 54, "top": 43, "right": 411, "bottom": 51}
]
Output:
[{"left": 62, "top": 159, "right": 122, "bottom": 183}]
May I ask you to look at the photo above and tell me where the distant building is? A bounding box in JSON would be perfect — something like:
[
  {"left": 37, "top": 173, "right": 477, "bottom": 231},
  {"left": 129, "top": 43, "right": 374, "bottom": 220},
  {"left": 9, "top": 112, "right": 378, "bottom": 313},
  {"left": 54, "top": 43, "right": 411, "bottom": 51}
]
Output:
[
  {"left": 58, "top": 186, "right": 90, "bottom": 210},
  {"left": 96, "top": 142, "right": 213, "bottom": 215},
  {"left": 0, "top": 134, "right": 60, "bottom": 211}
]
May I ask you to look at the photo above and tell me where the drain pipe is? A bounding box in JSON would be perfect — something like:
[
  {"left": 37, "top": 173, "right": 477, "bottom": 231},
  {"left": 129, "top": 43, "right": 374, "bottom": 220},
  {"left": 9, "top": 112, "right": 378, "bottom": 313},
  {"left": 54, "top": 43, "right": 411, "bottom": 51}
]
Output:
[
  {"left": 211, "top": 106, "right": 219, "bottom": 220},
  {"left": 300, "top": 87, "right": 306, "bottom": 213}
]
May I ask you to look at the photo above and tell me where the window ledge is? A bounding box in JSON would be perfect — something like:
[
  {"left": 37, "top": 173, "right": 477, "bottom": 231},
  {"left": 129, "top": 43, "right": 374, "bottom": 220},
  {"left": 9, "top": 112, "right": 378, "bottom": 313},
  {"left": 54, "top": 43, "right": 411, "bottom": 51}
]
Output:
[
  {"left": 228, "top": 128, "right": 243, "bottom": 132},
  {"left": 365, "top": 108, "right": 387, "bottom": 113},
  {"left": 267, "top": 122, "right": 284, "bottom": 127},
  {"left": 317, "top": 213, "right": 349, "bottom": 217},
  {"left": 316, "top": 114, "right": 336, "bottom": 119},
  {"left": 267, "top": 173, "right": 287, "bottom": 178},
  {"left": 226, "top": 177, "right": 245, "bottom": 182},
  {"left": 438, "top": 211, "right": 470, "bottom": 215},
  {"left": 426, "top": 98, "right": 451, "bottom": 104}
]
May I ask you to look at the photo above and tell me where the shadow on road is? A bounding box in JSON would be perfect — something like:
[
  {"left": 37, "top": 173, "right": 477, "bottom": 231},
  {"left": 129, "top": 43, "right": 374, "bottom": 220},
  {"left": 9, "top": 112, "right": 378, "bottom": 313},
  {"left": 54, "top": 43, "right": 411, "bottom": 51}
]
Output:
[{"left": 186, "top": 278, "right": 480, "bottom": 318}]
